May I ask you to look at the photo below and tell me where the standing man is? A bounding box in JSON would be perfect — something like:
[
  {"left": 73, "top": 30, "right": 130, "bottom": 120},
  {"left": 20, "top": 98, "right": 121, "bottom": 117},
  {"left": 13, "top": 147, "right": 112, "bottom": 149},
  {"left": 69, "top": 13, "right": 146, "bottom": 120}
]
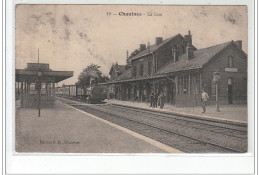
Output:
[
  {"left": 150, "top": 92, "right": 154, "bottom": 108},
  {"left": 201, "top": 89, "right": 209, "bottom": 113},
  {"left": 158, "top": 92, "right": 165, "bottom": 109},
  {"left": 154, "top": 92, "right": 158, "bottom": 108}
]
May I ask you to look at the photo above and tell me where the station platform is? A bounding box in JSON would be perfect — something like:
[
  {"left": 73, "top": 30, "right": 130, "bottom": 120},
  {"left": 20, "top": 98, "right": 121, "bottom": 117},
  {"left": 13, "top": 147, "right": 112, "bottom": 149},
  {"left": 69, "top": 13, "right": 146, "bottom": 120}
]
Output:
[
  {"left": 15, "top": 99, "right": 181, "bottom": 153},
  {"left": 105, "top": 99, "right": 248, "bottom": 125}
]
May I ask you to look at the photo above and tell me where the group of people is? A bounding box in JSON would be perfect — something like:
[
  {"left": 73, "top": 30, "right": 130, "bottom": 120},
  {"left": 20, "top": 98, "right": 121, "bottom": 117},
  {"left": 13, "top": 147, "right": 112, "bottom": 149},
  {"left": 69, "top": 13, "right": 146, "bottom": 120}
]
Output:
[
  {"left": 149, "top": 89, "right": 209, "bottom": 113},
  {"left": 133, "top": 89, "right": 210, "bottom": 113},
  {"left": 150, "top": 92, "right": 165, "bottom": 109}
]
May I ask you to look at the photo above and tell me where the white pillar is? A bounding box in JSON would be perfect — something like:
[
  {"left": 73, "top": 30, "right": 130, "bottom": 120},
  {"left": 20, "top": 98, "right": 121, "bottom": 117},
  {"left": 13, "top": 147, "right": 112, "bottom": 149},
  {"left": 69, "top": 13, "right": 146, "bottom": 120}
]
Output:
[
  {"left": 175, "top": 75, "right": 178, "bottom": 94},
  {"left": 188, "top": 74, "right": 191, "bottom": 94},
  {"left": 52, "top": 81, "right": 55, "bottom": 97},
  {"left": 200, "top": 72, "right": 202, "bottom": 93}
]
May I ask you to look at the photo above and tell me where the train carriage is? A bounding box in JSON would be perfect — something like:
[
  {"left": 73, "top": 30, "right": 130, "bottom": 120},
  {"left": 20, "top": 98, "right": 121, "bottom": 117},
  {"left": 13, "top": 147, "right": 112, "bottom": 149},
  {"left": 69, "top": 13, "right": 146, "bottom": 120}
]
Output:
[{"left": 56, "top": 84, "right": 107, "bottom": 103}]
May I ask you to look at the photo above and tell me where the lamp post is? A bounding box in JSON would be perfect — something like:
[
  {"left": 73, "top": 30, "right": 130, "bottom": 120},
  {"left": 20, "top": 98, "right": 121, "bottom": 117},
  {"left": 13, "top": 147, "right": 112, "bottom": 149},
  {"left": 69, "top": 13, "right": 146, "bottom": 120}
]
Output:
[
  {"left": 213, "top": 72, "right": 221, "bottom": 112},
  {"left": 37, "top": 71, "right": 42, "bottom": 117},
  {"left": 36, "top": 48, "right": 41, "bottom": 117}
]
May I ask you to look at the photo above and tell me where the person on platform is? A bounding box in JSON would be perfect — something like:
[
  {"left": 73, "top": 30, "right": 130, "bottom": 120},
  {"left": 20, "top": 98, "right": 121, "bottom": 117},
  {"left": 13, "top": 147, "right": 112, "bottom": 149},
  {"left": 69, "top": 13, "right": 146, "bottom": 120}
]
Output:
[
  {"left": 133, "top": 95, "right": 138, "bottom": 103},
  {"left": 159, "top": 92, "right": 165, "bottom": 109},
  {"left": 154, "top": 92, "right": 158, "bottom": 108},
  {"left": 150, "top": 92, "right": 154, "bottom": 108},
  {"left": 201, "top": 89, "right": 209, "bottom": 113}
]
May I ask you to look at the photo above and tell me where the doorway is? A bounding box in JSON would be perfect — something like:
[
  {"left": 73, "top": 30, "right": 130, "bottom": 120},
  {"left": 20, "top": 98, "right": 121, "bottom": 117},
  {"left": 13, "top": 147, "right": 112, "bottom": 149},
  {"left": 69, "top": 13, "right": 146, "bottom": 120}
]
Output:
[{"left": 228, "top": 78, "right": 233, "bottom": 104}]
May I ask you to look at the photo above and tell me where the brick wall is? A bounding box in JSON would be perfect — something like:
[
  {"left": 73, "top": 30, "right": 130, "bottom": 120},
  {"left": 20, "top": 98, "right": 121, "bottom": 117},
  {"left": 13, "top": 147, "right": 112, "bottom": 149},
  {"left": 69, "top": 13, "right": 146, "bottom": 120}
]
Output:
[
  {"left": 156, "top": 35, "right": 188, "bottom": 71},
  {"left": 131, "top": 35, "right": 189, "bottom": 78},
  {"left": 131, "top": 56, "right": 153, "bottom": 78},
  {"left": 202, "top": 43, "right": 247, "bottom": 104}
]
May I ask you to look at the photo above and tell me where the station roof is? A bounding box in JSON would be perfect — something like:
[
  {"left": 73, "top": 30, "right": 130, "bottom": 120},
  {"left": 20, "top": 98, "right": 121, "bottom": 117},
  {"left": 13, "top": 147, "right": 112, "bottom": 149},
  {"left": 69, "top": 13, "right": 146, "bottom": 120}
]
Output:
[
  {"left": 16, "top": 63, "right": 74, "bottom": 83},
  {"left": 105, "top": 68, "right": 167, "bottom": 84},
  {"left": 16, "top": 69, "right": 74, "bottom": 83}
]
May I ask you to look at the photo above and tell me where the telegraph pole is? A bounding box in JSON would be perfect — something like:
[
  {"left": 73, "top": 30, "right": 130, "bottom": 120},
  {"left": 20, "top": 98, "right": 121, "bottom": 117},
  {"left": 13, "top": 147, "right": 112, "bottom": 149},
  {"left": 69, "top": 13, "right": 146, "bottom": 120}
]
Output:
[
  {"left": 216, "top": 82, "right": 220, "bottom": 112},
  {"left": 213, "top": 72, "right": 221, "bottom": 112},
  {"left": 37, "top": 48, "right": 41, "bottom": 117}
]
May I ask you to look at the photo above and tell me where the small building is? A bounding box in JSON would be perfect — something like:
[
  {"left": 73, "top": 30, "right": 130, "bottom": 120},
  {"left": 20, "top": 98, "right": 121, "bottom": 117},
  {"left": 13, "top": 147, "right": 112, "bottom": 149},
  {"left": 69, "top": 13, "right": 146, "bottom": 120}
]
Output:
[
  {"left": 109, "top": 63, "right": 126, "bottom": 80},
  {"left": 106, "top": 31, "right": 247, "bottom": 107},
  {"left": 108, "top": 63, "right": 127, "bottom": 98},
  {"left": 16, "top": 63, "right": 73, "bottom": 108}
]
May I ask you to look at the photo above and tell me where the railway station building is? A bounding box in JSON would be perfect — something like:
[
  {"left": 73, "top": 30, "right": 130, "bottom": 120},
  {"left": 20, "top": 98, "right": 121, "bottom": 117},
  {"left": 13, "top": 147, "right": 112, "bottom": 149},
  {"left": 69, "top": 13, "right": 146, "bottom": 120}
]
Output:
[
  {"left": 107, "top": 31, "right": 247, "bottom": 107},
  {"left": 16, "top": 63, "right": 73, "bottom": 108}
]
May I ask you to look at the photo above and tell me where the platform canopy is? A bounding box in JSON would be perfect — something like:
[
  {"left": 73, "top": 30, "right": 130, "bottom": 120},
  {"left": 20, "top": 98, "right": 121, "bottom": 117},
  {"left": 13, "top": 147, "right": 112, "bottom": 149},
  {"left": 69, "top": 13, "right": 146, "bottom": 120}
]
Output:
[{"left": 16, "top": 63, "right": 74, "bottom": 83}]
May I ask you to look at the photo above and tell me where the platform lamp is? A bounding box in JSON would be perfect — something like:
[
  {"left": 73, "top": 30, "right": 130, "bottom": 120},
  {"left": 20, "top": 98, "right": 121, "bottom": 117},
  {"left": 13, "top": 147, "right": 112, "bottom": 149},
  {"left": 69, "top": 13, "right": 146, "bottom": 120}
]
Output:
[
  {"left": 37, "top": 71, "right": 42, "bottom": 117},
  {"left": 37, "top": 48, "right": 42, "bottom": 117},
  {"left": 213, "top": 72, "right": 221, "bottom": 112}
]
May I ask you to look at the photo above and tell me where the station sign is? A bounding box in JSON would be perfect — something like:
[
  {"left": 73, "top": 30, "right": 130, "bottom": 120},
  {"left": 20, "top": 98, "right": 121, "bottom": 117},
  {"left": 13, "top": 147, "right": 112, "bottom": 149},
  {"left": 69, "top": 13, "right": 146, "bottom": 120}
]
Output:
[{"left": 27, "top": 63, "right": 49, "bottom": 71}]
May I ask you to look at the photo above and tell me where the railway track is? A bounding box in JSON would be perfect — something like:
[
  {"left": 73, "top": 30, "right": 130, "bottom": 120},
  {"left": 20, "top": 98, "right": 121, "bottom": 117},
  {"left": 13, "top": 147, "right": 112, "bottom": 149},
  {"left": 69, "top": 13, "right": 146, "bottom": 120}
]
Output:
[{"left": 57, "top": 97, "right": 247, "bottom": 153}]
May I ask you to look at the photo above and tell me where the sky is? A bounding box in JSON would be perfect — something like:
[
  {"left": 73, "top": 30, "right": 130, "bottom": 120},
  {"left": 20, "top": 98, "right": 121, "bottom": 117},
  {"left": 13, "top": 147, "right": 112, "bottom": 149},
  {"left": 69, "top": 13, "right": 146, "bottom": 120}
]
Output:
[{"left": 15, "top": 5, "right": 247, "bottom": 86}]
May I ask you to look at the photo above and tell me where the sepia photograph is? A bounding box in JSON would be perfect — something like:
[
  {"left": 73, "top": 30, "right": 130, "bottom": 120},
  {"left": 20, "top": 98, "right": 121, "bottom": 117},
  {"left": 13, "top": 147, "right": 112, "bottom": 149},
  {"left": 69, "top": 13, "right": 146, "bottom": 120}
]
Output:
[{"left": 15, "top": 4, "right": 248, "bottom": 154}]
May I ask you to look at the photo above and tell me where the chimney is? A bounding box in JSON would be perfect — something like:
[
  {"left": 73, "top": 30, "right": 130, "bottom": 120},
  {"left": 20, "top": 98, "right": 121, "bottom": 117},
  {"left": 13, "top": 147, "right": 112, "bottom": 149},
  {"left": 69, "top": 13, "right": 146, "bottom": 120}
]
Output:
[
  {"left": 155, "top": 37, "right": 163, "bottom": 45},
  {"left": 186, "top": 43, "right": 194, "bottom": 60},
  {"left": 140, "top": 44, "right": 146, "bottom": 51},
  {"left": 184, "top": 30, "right": 192, "bottom": 45},
  {"left": 235, "top": 40, "right": 242, "bottom": 50}
]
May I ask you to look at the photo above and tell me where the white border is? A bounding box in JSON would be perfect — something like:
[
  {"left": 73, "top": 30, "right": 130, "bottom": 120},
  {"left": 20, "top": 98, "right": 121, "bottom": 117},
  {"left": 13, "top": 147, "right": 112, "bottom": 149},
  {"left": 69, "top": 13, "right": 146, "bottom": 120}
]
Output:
[{"left": 5, "top": 0, "right": 256, "bottom": 174}]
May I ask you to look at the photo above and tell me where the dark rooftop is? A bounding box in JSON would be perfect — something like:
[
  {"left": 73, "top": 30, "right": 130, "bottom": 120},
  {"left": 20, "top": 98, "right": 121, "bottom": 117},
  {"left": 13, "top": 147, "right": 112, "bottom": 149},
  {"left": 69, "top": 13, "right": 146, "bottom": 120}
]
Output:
[
  {"left": 130, "top": 34, "right": 196, "bottom": 61},
  {"left": 157, "top": 41, "right": 233, "bottom": 74},
  {"left": 111, "top": 68, "right": 132, "bottom": 81},
  {"left": 109, "top": 64, "right": 126, "bottom": 75}
]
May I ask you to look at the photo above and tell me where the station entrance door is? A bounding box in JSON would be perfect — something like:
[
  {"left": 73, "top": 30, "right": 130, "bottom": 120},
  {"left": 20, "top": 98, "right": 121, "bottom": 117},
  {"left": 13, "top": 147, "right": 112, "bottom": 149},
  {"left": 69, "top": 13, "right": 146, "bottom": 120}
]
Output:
[{"left": 228, "top": 78, "right": 233, "bottom": 104}]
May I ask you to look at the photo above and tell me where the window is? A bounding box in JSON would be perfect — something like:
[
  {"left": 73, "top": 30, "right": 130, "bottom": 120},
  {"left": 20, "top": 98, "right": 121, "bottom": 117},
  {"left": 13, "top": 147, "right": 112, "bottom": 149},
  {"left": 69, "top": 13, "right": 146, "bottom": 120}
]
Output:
[
  {"left": 228, "top": 56, "right": 233, "bottom": 67},
  {"left": 177, "top": 45, "right": 182, "bottom": 55},
  {"left": 171, "top": 45, "right": 179, "bottom": 62},
  {"left": 178, "top": 76, "right": 182, "bottom": 94},
  {"left": 211, "top": 82, "right": 216, "bottom": 95},
  {"left": 183, "top": 74, "right": 188, "bottom": 94},
  {"left": 182, "top": 46, "right": 186, "bottom": 54},
  {"left": 148, "top": 61, "right": 152, "bottom": 75},
  {"left": 133, "top": 65, "right": 137, "bottom": 78},
  {"left": 211, "top": 81, "right": 220, "bottom": 95},
  {"left": 191, "top": 73, "right": 200, "bottom": 94},
  {"left": 177, "top": 74, "right": 188, "bottom": 94},
  {"left": 139, "top": 64, "right": 144, "bottom": 77},
  {"left": 228, "top": 78, "right": 232, "bottom": 85},
  {"left": 171, "top": 45, "right": 177, "bottom": 55}
]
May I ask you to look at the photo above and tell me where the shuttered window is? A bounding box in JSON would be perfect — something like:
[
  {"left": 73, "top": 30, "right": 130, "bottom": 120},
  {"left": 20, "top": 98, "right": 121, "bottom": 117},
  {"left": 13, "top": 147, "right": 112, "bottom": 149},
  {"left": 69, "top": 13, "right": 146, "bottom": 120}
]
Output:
[
  {"left": 228, "top": 56, "right": 233, "bottom": 67},
  {"left": 133, "top": 65, "right": 137, "bottom": 78},
  {"left": 139, "top": 64, "right": 144, "bottom": 77}
]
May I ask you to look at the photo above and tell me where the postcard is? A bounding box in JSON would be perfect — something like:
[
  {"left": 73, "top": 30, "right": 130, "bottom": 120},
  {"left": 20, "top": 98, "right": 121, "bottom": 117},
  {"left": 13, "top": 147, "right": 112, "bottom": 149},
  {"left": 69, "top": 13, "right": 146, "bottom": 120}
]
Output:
[{"left": 6, "top": 2, "right": 255, "bottom": 174}]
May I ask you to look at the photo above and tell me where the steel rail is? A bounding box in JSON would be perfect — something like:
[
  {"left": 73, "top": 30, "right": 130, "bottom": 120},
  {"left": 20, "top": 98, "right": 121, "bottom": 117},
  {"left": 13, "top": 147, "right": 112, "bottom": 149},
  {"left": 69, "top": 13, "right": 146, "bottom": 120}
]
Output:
[
  {"left": 111, "top": 103, "right": 247, "bottom": 131},
  {"left": 105, "top": 104, "right": 247, "bottom": 139},
  {"left": 72, "top": 104, "right": 244, "bottom": 153}
]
